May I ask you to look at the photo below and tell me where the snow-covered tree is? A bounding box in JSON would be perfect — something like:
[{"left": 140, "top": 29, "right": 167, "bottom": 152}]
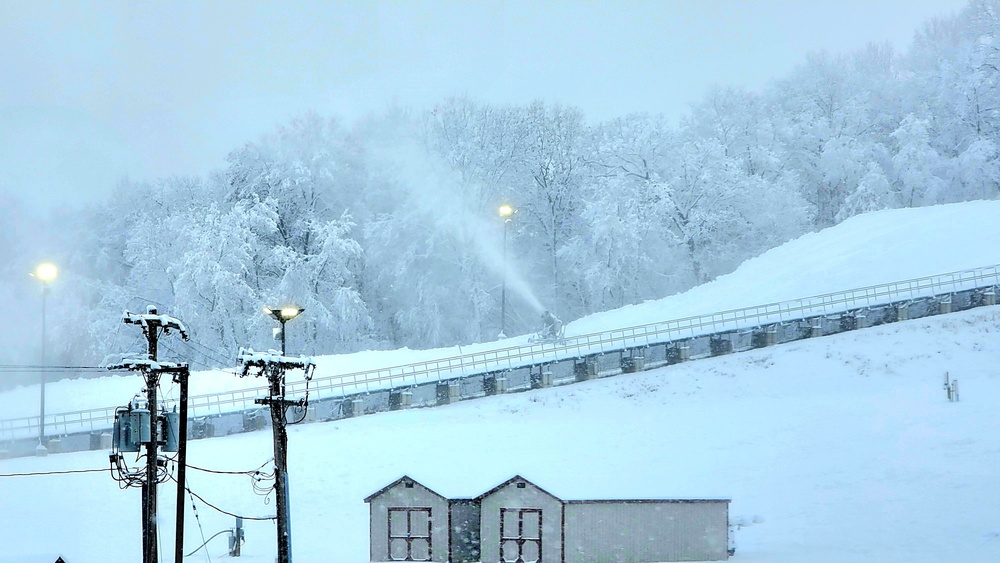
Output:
[
  {"left": 836, "top": 162, "right": 893, "bottom": 222},
  {"left": 513, "top": 102, "right": 588, "bottom": 317},
  {"left": 564, "top": 114, "right": 681, "bottom": 311},
  {"left": 171, "top": 197, "right": 277, "bottom": 355},
  {"left": 32, "top": 0, "right": 1000, "bottom": 361},
  {"left": 220, "top": 115, "right": 373, "bottom": 353},
  {"left": 891, "top": 114, "right": 945, "bottom": 207},
  {"left": 951, "top": 137, "right": 1000, "bottom": 200}
]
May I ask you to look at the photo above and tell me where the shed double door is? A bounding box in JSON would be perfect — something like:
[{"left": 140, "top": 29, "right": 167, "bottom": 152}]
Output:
[
  {"left": 388, "top": 507, "right": 432, "bottom": 561},
  {"left": 500, "top": 508, "right": 542, "bottom": 563}
]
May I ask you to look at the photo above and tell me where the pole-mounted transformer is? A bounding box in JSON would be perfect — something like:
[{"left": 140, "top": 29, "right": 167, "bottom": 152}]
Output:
[
  {"left": 107, "top": 306, "right": 189, "bottom": 563},
  {"left": 112, "top": 406, "right": 180, "bottom": 453}
]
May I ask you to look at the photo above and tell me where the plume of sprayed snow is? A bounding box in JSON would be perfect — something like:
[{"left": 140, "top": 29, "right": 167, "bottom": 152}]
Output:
[{"left": 366, "top": 133, "right": 545, "bottom": 315}]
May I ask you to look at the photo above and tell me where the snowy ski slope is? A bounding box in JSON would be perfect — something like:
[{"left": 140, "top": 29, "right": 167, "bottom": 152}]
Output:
[{"left": 1, "top": 201, "right": 1000, "bottom": 562}]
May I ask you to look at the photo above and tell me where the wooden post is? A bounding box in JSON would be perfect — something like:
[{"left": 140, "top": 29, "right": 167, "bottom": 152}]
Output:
[
  {"left": 174, "top": 367, "right": 189, "bottom": 563},
  {"left": 241, "top": 351, "right": 313, "bottom": 563},
  {"left": 269, "top": 365, "right": 293, "bottom": 563},
  {"left": 143, "top": 321, "right": 159, "bottom": 563}
]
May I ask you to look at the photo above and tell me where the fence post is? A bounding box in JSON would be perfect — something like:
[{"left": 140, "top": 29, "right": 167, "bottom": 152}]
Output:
[
  {"left": 938, "top": 295, "right": 953, "bottom": 314},
  {"left": 766, "top": 325, "right": 778, "bottom": 346},
  {"left": 854, "top": 311, "right": 869, "bottom": 329},
  {"left": 897, "top": 302, "right": 909, "bottom": 321},
  {"left": 984, "top": 288, "right": 997, "bottom": 306},
  {"left": 810, "top": 319, "right": 823, "bottom": 338}
]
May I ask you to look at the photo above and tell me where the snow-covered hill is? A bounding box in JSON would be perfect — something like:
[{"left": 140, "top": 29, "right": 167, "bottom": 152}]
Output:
[
  {"left": 569, "top": 199, "right": 1000, "bottom": 334},
  {"left": 3, "top": 200, "right": 1000, "bottom": 418},
  {"left": 3, "top": 201, "right": 1000, "bottom": 562}
]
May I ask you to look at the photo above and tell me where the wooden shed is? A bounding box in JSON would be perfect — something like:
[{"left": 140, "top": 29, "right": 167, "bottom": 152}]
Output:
[
  {"left": 365, "top": 476, "right": 450, "bottom": 562},
  {"left": 476, "top": 476, "right": 564, "bottom": 563},
  {"left": 562, "top": 499, "right": 730, "bottom": 562},
  {"left": 366, "top": 474, "right": 730, "bottom": 563}
]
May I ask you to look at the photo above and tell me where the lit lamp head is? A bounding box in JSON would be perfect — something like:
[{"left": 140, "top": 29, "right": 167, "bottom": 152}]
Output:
[
  {"left": 279, "top": 306, "right": 303, "bottom": 320},
  {"left": 263, "top": 305, "right": 304, "bottom": 322},
  {"left": 33, "top": 262, "right": 58, "bottom": 283},
  {"left": 498, "top": 204, "right": 514, "bottom": 219}
]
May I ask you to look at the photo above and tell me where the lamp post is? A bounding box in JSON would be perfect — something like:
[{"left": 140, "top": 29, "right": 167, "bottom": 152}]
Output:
[
  {"left": 498, "top": 204, "right": 514, "bottom": 338},
  {"left": 257, "top": 305, "right": 305, "bottom": 563},
  {"left": 31, "top": 262, "right": 57, "bottom": 455},
  {"left": 263, "top": 306, "right": 304, "bottom": 356}
]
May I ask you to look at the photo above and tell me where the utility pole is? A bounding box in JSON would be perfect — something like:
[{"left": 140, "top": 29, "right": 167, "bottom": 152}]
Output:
[
  {"left": 237, "top": 347, "right": 314, "bottom": 563},
  {"left": 173, "top": 365, "right": 190, "bottom": 563},
  {"left": 498, "top": 204, "right": 514, "bottom": 339},
  {"left": 31, "top": 261, "right": 58, "bottom": 455},
  {"left": 119, "top": 306, "right": 189, "bottom": 563}
]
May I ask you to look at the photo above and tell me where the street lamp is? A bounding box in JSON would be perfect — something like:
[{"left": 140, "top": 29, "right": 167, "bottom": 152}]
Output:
[
  {"left": 263, "top": 306, "right": 304, "bottom": 356},
  {"left": 498, "top": 204, "right": 515, "bottom": 339},
  {"left": 31, "top": 262, "right": 57, "bottom": 455}
]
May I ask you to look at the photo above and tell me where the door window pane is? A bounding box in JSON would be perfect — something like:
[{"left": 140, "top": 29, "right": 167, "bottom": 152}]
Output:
[
  {"left": 410, "top": 538, "right": 431, "bottom": 561},
  {"left": 522, "top": 540, "right": 540, "bottom": 562},
  {"left": 502, "top": 509, "right": 519, "bottom": 537},
  {"left": 522, "top": 510, "right": 541, "bottom": 539},
  {"left": 501, "top": 539, "right": 520, "bottom": 562},
  {"left": 411, "top": 509, "right": 430, "bottom": 536},
  {"left": 389, "top": 538, "right": 408, "bottom": 561},
  {"left": 389, "top": 510, "right": 407, "bottom": 536}
]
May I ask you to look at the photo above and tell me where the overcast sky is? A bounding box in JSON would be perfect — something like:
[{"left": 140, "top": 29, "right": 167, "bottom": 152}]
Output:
[{"left": 0, "top": 0, "right": 968, "bottom": 211}]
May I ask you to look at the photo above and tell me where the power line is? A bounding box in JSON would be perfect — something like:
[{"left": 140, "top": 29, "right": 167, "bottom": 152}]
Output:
[
  {"left": 184, "top": 529, "right": 230, "bottom": 559},
  {"left": 184, "top": 459, "right": 276, "bottom": 500},
  {"left": 154, "top": 333, "right": 235, "bottom": 372},
  {"left": 158, "top": 342, "right": 238, "bottom": 378},
  {"left": 187, "top": 485, "right": 213, "bottom": 563},
  {"left": 0, "top": 365, "right": 109, "bottom": 372},
  {"left": 130, "top": 295, "right": 171, "bottom": 312},
  {"left": 180, "top": 338, "right": 235, "bottom": 367},
  {"left": 121, "top": 332, "right": 145, "bottom": 357},
  {"left": 0, "top": 460, "right": 263, "bottom": 481},
  {"left": 0, "top": 468, "right": 106, "bottom": 478},
  {"left": 186, "top": 459, "right": 273, "bottom": 476},
  {"left": 169, "top": 474, "right": 276, "bottom": 521},
  {"left": 159, "top": 341, "right": 210, "bottom": 371}
]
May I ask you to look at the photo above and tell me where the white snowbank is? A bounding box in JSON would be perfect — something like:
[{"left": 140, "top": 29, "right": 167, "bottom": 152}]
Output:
[{"left": 2, "top": 307, "right": 999, "bottom": 562}]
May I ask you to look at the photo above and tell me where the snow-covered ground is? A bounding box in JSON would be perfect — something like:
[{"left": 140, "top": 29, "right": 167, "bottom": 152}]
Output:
[
  {"left": 1, "top": 306, "right": 999, "bottom": 562},
  {"left": 2, "top": 200, "right": 1000, "bottom": 562}
]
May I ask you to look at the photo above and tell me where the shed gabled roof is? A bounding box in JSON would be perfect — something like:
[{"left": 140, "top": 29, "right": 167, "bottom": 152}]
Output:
[
  {"left": 364, "top": 475, "right": 448, "bottom": 503},
  {"left": 564, "top": 498, "right": 731, "bottom": 504},
  {"left": 474, "top": 475, "right": 562, "bottom": 502}
]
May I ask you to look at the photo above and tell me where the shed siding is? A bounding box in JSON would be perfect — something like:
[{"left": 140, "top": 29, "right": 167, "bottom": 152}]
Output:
[
  {"left": 563, "top": 501, "right": 729, "bottom": 562},
  {"left": 449, "top": 499, "right": 482, "bottom": 563},
  {"left": 369, "top": 482, "right": 450, "bottom": 562},
  {"left": 480, "top": 482, "right": 563, "bottom": 563}
]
